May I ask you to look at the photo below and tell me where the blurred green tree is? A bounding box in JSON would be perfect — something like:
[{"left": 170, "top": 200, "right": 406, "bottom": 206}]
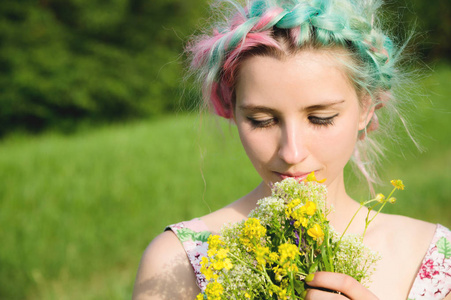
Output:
[
  {"left": 0, "top": 0, "right": 207, "bottom": 136},
  {"left": 384, "top": 0, "right": 451, "bottom": 60}
]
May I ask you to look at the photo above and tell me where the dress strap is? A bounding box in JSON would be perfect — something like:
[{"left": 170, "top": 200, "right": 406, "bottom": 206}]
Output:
[
  {"left": 165, "top": 218, "right": 211, "bottom": 292},
  {"left": 408, "top": 224, "right": 451, "bottom": 299}
]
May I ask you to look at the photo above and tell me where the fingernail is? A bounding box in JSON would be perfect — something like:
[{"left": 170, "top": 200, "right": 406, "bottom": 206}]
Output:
[{"left": 305, "top": 273, "right": 315, "bottom": 282}]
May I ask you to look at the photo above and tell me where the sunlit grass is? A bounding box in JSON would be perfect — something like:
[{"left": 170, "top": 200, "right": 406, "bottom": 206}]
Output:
[{"left": 0, "top": 65, "right": 450, "bottom": 299}]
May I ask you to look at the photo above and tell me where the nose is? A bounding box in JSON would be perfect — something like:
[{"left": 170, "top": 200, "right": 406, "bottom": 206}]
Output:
[{"left": 277, "top": 122, "right": 308, "bottom": 165}]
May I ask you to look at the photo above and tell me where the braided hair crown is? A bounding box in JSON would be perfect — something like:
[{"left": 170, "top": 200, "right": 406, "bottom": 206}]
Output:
[
  {"left": 188, "top": 0, "right": 405, "bottom": 190},
  {"left": 189, "top": 0, "right": 396, "bottom": 116}
]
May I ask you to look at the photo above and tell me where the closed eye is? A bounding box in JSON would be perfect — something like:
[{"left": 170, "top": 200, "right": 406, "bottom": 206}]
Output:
[
  {"left": 308, "top": 113, "right": 339, "bottom": 127},
  {"left": 247, "top": 117, "right": 278, "bottom": 129}
]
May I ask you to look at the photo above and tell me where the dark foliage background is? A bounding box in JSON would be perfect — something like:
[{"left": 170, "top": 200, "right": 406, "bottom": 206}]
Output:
[
  {"left": 0, "top": 0, "right": 208, "bottom": 136},
  {"left": 0, "top": 0, "right": 449, "bottom": 137}
]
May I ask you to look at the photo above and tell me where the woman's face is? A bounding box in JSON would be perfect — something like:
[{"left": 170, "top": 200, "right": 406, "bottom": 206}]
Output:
[{"left": 234, "top": 50, "right": 372, "bottom": 193}]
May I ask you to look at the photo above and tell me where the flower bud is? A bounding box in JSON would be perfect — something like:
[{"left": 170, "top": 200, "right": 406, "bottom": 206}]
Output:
[
  {"left": 388, "top": 197, "right": 396, "bottom": 204},
  {"left": 376, "top": 193, "right": 385, "bottom": 203}
]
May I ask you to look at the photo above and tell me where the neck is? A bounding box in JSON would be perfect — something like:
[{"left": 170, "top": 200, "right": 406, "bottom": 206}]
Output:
[{"left": 324, "top": 173, "right": 368, "bottom": 234}]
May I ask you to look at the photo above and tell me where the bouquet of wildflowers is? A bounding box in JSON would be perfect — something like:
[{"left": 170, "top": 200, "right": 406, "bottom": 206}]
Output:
[{"left": 197, "top": 174, "right": 405, "bottom": 299}]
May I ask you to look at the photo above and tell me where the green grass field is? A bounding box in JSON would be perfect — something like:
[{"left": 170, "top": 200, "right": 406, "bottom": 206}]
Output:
[{"left": 1, "top": 65, "right": 450, "bottom": 300}]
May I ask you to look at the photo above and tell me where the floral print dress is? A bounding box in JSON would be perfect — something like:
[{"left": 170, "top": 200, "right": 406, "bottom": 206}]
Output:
[
  {"left": 408, "top": 224, "right": 451, "bottom": 299},
  {"left": 167, "top": 220, "right": 451, "bottom": 298},
  {"left": 166, "top": 219, "right": 211, "bottom": 291}
]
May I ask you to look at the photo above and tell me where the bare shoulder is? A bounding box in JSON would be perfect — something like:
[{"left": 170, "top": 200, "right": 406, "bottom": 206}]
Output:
[
  {"left": 366, "top": 214, "right": 438, "bottom": 296},
  {"left": 368, "top": 213, "right": 437, "bottom": 267},
  {"left": 371, "top": 213, "right": 437, "bottom": 250},
  {"left": 132, "top": 231, "right": 200, "bottom": 300},
  {"left": 379, "top": 213, "right": 436, "bottom": 242}
]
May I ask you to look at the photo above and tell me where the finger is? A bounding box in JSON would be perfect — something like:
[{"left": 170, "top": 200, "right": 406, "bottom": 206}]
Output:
[
  {"left": 305, "top": 288, "right": 349, "bottom": 300},
  {"left": 306, "top": 272, "right": 378, "bottom": 300}
]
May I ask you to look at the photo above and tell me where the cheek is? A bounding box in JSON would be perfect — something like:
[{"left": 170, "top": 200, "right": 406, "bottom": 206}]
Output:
[
  {"left": 237, "top": 127, "right": 276, "bottom": 165},
  {"left": 312, "top": 118, "right": 359, "bottom": 166}
]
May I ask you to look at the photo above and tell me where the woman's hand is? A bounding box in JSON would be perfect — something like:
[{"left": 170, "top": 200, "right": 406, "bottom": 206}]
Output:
[{"left": 304, "top": 272, "right": 379, "bottom": 299}]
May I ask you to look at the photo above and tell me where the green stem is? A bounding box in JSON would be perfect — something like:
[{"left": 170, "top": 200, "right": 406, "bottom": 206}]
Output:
[
  {"left": 325, "top": 228, "right": 334, "bottom": 272},
  {"left": 362, "top": 206, "right": 372, "bottom": 237},
  {"left": 362, "top": 188, "right": 397, "bottom": 237},
  {"left": 261, "top": 264, "right": 274, "bottom": 298},
  {"left": 386, "top": 187, "right": 397, "bottom": 200},
  {"left": 333, "top": 203, "right": 364, "bottom": 256},
  {"left": 227, "top": 252, "right": 262, "bottom": 274}
]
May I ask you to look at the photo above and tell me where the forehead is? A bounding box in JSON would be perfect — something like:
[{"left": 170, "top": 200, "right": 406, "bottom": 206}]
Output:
[{"left": 235, "top": 50, "right": 357, "bottom": 107}]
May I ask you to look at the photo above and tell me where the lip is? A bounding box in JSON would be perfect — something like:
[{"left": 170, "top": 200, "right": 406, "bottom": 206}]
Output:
[{"left": 275, "top": 171, "right": 312, "bottom": 181}]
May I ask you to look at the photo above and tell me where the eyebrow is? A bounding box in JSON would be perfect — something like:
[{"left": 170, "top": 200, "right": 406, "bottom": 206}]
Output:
[
  {"left": 304, "top": 99, "right": 346, "bottom": 111},
  {"left": 238, "top": 105, "right": 277, "bottom": 114},
  {"left": 238, "top": 100, "right": 345, "bottom": 113}
]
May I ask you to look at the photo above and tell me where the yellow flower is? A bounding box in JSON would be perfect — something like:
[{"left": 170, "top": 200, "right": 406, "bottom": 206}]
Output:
[
  {"left": 304, "top": 171, "right": 326, "bottom": 183},
  {"left": 212, "top": 259, "right": 225, "bottom": 271},
  {"left": 216, "top": 248, "right": 229, "bottom": 260},
  {"left": 200, "top": 257, "right": 219, "bottom": 281},
  {"left": 375, "top": 193, "right": 385, "bottom": 203},
  {"left": 287, "top": 198, "right": 315, "bottom": 228},
  {"left": 288, "top": 198, "right": 301, "bottom": 208},
  {"left": 278, "top": 243, "right": 299, "bottom": 264},
  {"left": 207, "top": 248, "right": 217, "bottom": 258},
  {"left": 293, "top": 216, "right": 308, "bottom": 228},
  {"left": 196, "top": 293, "right": 204, "bottom": 300},
  {"left": 245, "top": 292, "right": 251, "bottom": 298},
  {"left": 273, "top": 265, "right": 284, "bottom": 281},
  {"left": 275, "top": 279, "right": 289, "bottom": 298},
  {"left": 205, "top": 282, "right": 224, "bottom": 300},
  {"left": 307, "top": 223, "right": 324, "bottom": 244},
  {"left": 240, "top": 218, "right": 267, "bottom": 251},
  {"left": 285, "top": 198, "right": 301, "bottom": 218},
  {"left": 279, "top": 261, "right": 299, "bottom": 276},
  {"left": 255, "top": 246, "right": 269, "bottom": 267},
  {"left": 209, "top": 247, "right": 233, "bottom": 271},
  {"left": 201, "top": 264, "right": 217, "bottom": 281},
  {"left": 277, "top": 288, "right": 287, "bottom": 299},
  {"left": 269, "top": 252, "right": 279, "bottom": 262},
  {"left": 200, "top": 256, "right": 209, "bottom": 267},
  {"left": 301, "top": 201, "right": 316, "bottom": 216},
  {"left": 223, "top": 258, "right": 233, "bottom": 270},
  {"left": 207, "top": 235, "right": 224, "bottom": 258},
  {"left": 208, "top": 235, "right": 224, "bottom": 250},
  {"left": 391, "top": 179, "right": 405, "bottom": 190}
]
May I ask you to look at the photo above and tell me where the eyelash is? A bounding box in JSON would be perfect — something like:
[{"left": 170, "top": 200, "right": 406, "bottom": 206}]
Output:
[
  {"left": 247, "top": 117, "right": 277, "bottom": 129},
  {"left": 247, "top": 114, "right": 338, "bottom": 129},
  {"left": 308, "top": 114, "right": 338, "bottom": 127}
]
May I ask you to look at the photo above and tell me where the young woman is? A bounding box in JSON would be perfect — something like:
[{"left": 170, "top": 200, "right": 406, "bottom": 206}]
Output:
[{"left": 133, "top": 0, "right": 451, "bottom": 299}]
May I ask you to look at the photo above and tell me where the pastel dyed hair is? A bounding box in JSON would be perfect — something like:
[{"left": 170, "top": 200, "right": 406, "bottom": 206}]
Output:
[{"left": 187, "top": 0, "right": 409, "bottom": 191}]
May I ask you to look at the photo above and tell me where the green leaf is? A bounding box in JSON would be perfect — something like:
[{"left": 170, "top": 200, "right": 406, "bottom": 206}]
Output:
[
  {"left": 325, "top": 230, "right": 334, "bottom": 273},
  {"left": 321, "top": 245, "right": 332, "bottom": 272},
  {"left": 308, "top": 260, "right": 319, "bottom": 274},
  {"left": 294, "top": 280, "right": 304, "bottom": 295},
  {"left": 436, "top": 237, "right": 451, "bottom": 259},
  {"left": 176, "top": 228, "right": 196, "bottom": 242},
  {"left": 192, "top": 231, "right": 211, "bottom": 243},
  {"left": 176, "top": 228, "right": 211, "bottom": 243}
]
